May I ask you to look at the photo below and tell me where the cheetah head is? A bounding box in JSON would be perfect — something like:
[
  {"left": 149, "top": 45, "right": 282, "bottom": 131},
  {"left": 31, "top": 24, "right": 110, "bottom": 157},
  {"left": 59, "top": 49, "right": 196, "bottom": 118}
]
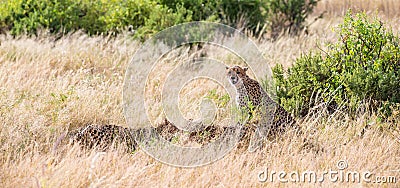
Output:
[{"left": 226, "top": 65, "right": 248, "bottom": 85}]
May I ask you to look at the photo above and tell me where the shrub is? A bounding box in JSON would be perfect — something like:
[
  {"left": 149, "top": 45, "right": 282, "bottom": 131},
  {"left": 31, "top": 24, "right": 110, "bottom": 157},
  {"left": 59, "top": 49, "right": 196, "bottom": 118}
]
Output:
[
  {"left": 159, "top": 0, "right": 321, "bottom": 39},
  {"left": 273, "top": 11, "right": 400, "bottom": 118},
  {"left": 158, "top": 0, "right": 268, "bottom": 36},
  {"left": 266, "top": 0, "right": 322, "bottom": 38},
  {"left": 0, "top": 0, "right": 106, "bottom": 35},
  {"left": 0, "top": 0, "right": 191, "bottom": 38},
  {"left": 99, "top": 0, "right": 193, "bottom": 39},
  {"left": 0, "top": 0, "right": 320, "bottom": 39}
]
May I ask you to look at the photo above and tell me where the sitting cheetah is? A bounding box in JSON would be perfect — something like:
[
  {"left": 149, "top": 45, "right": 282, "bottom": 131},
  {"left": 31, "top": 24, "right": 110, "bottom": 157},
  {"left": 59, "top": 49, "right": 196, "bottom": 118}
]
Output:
[{"left": 226, "top": 65, "right": 296, "bottom": 151}]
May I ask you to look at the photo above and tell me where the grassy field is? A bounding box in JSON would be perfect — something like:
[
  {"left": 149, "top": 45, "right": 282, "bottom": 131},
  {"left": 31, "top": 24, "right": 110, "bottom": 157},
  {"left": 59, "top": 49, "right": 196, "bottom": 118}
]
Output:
[{"left": 1, "top": 1, "right": 400, "bottom": 187}]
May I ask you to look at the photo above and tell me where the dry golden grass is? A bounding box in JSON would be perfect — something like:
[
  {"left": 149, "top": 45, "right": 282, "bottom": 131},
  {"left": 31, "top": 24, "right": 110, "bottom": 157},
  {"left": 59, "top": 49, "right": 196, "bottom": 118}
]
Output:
[
  {"left": 1, "top": 3, "right": 400, "bottom": 187},
  {"left": 315, "top": 0, "right": 400, "bottom": 17}
]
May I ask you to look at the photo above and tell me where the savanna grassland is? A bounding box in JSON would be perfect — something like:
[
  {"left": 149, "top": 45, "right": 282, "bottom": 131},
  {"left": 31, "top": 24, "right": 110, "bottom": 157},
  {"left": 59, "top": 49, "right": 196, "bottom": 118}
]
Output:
[{"left": 1, "top": 0, "right": 400, "bottom": 187}]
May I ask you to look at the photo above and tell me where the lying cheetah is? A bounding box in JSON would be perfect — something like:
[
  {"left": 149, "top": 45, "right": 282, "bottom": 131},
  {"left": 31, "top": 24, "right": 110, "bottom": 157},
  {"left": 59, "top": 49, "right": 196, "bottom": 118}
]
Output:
[
  {"left": 226, "top": 65, "right": 296, "bottom": 151},
  {"left": 68, "top": 124, "right": 138, "bottom": 151},
  {"left": 65, "top": 119, "right": 225, "bottom": 151}
]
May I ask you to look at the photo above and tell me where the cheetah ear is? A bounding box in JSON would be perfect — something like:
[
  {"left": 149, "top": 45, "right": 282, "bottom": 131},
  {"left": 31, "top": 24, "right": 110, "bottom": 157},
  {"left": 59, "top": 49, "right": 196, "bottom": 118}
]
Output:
[
  {"left": 225, "top": 66, "right": 229, "bottom": 70},
  {"left": 243, "top": 67, "right": 248, "bottom": 72}
]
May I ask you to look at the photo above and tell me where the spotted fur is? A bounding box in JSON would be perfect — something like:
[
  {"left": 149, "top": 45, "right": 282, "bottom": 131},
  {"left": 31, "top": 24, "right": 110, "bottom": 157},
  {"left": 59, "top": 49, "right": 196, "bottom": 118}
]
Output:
[
  {"left": 67, "top": 119, "right": 225, "bottom": 151},
  {"left": 226, "top": 65, "right": 296, "bottom": 150},
  {"left": 69, "top": 125, "right": 137, "bottom": 151}
]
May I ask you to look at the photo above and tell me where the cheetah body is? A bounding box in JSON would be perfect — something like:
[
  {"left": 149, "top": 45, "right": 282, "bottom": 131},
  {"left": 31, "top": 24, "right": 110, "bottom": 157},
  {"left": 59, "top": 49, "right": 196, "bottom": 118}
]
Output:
[
  {"left": 226, "top": 65, "right": 295, "bottom": 135},
  {"left": 69, "top": 124, "right": 137, "bottom": 151}
]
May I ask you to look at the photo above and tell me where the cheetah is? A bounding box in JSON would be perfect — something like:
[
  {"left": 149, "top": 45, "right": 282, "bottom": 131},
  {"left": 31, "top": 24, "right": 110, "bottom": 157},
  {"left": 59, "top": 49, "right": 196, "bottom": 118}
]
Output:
[
  {"left": 68, "top": 124, "right": 138, "bottom": 151},
  {"left": 226, "top": 65, "right": 296, "bottom": 151},
  {"left": 65, "top": 119, "right": 224, "bottom": 151},
  {"left": 68, "top": 123, "right": 173, "bottom": 151}
]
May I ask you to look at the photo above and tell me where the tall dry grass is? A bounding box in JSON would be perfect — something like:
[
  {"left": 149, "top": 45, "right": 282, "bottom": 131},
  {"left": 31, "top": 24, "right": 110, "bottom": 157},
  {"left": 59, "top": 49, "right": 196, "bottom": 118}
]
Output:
[
  {"left": 1, "top": 2, "right": 400, "bottom": 187},
  {"left": 315, "top": 0, "right": 400, "bottom": 17}
]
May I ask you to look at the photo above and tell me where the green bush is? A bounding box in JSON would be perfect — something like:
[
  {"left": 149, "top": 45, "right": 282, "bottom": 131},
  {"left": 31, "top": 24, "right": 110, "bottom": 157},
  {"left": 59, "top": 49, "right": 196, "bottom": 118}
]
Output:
[
  {"left": 158, "top": 0, "right": 268, "bottom": 36},
  {"left": 99, "top": 0, "right": 192, "bottom": 39},
  {"left": 273, "top": 11, "right": 400, "bottom": 118},
  {"left": 266, "top": 0, "right": 321, "bottom": 38},
  {"left": 0, "top": 0, "right": 320, "bottom": 39},
  {"left": 0, "top": 0, "right": 106, "bottom": 35},
  {"left": 159, "top": 0, "right": 320, "bottom": 39},
  {"left": 0, "top": 0, "right": 191, "bottom": 38},
  {"left": 217, "top": 0, "right": 267, "bottom": 35}
]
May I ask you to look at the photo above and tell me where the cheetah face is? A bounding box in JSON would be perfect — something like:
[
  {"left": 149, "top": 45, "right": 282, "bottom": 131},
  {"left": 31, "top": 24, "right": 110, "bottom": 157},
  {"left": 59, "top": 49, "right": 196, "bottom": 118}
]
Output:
[{"left": 226, "top": 66, "right": 248, "bottom": 85}]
